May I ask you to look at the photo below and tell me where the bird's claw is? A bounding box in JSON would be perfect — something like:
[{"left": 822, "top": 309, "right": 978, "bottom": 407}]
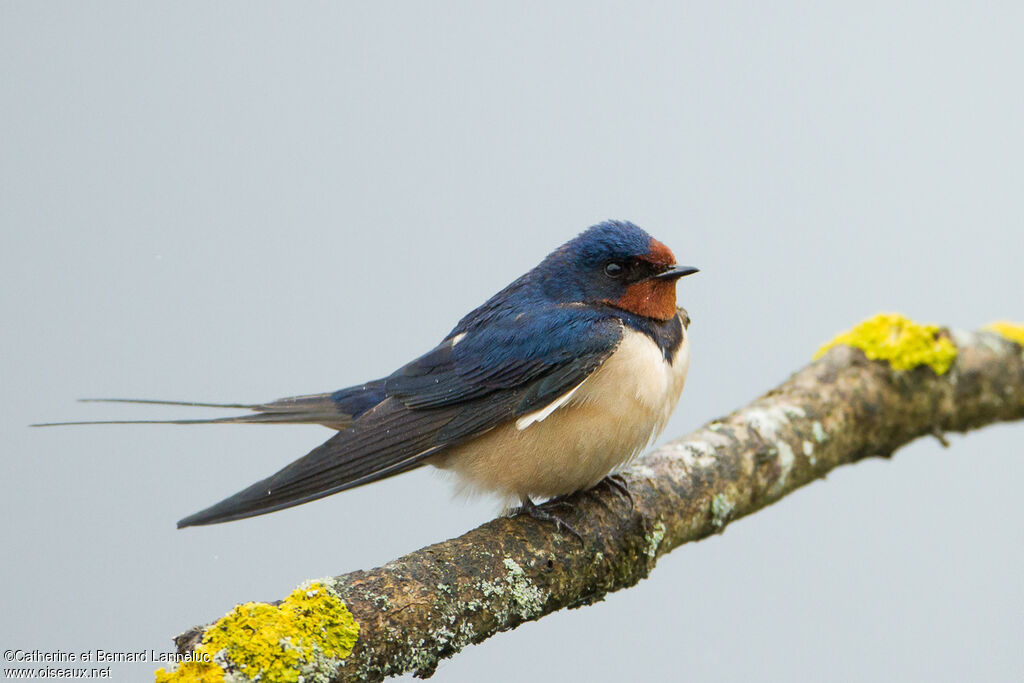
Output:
[
  {"left": 514, "top": 497, "right": 584, "bottom": 545},
  {"left": 600, "top": 474, "right": 635, "bottom": 511}
]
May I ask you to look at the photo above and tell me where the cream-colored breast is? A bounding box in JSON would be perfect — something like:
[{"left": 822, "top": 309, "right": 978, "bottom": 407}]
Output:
[{"left": 431, "top": 321, "right": 689, "bottom": 501}]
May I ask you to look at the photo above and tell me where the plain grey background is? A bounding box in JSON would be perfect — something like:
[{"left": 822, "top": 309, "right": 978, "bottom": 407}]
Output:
[{"left": 2, "top": 3, "right": 1021, "bottom": 681}]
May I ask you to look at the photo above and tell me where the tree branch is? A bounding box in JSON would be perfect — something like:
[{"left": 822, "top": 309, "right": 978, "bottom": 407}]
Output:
[{"left": 167, "top": 324, "right": 1024, "bottom": 682}]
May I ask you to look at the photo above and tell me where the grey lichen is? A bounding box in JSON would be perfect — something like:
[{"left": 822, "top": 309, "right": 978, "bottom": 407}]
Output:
[
  {"left": 772, "top": 441, "right": 796, "bottom": 492},
  {"left": 501, "top": 558, "right": 549, "bottom": 620},
  {"left": 802, "top": 440, "right": 817, "bottom": 465},
  {"left": 431, "top": 620, "right": 477, "bottom": 651},
  {"left": 475, "top": 558, "right": 550, "bottom": 623},
  {"left": 645, "top": 521, "right": 666, "bottom": 559},
  {"left": 812, "top": 421, "right": 828, "bottom": 443},
  {"left": 366, "top": 595, "right": 482, "bottom": 682},
  {"left": 746, "top": 404, "right": 798, "bottom": 439},
  {"left": 710, "top": 493, "right": 735, "bottom": 530}
]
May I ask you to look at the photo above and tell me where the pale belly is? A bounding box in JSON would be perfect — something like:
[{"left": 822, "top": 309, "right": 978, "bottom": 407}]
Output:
[{"left": 430, "top": 325, "right": 689, "bottom": 501}]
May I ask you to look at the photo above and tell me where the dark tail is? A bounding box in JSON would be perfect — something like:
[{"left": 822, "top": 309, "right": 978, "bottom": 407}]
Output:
[{"left": 31, "top": 394, "right": 352, "bottom": 429}]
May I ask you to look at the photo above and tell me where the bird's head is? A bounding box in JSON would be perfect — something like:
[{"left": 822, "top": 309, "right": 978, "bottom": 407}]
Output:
[{"left": 538, "top": 220, "right": 698, "bottom": 321}]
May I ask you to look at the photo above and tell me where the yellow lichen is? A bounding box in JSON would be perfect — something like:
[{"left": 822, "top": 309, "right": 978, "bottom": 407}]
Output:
[
  {"left": 984, "top": 321, "right": 1024, "bottom": 346},
  {"left": 154, "top": 660, "right": 224, "bottom": 683},
  {"left": 814, "top": 313, "right": 957, "bottom": 374},
  {"left": 154, "top": 581, "right": 359, "bottom": 683}
]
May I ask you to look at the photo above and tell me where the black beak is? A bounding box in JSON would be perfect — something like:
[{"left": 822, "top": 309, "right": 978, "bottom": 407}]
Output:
[{"left": 646, "top": 265, "right": 699, "bottom": 282}]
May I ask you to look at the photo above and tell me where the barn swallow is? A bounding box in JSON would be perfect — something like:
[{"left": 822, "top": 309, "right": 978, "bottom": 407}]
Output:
[{"left": 36, "top": 220, "right": 698, "bottom": 533}]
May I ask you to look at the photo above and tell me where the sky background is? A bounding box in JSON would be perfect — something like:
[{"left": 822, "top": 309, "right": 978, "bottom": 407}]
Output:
[{"left": 2, "top": 3, "right": 1021, "bottom": 681}]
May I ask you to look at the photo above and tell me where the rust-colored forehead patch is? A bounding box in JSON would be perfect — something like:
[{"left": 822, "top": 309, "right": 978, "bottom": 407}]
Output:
[{"left": 645, "top": 238, "right": 675, "bottom": 266}]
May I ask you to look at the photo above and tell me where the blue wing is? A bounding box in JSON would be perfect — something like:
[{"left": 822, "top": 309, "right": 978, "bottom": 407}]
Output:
[{"left": 177, "top": 306, "right": 623, "bottom": 526}]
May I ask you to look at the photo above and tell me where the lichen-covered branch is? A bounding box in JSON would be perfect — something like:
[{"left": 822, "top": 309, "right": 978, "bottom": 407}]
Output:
[{"left": 163, "top": 317, "right": 1024, "bottom": 682}]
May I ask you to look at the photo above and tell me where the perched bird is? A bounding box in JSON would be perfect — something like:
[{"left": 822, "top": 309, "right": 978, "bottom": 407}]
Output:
[{"left": 37, "top": 220, "right": 698, "bottom": 532}]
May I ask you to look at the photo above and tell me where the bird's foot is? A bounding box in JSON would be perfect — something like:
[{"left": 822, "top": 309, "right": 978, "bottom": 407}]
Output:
[
  {"left": 514, "top": 497, "right": 584, "bottom": 545},
  {"left": 598, "top": 474, "right": 635, "bottom": 511}
]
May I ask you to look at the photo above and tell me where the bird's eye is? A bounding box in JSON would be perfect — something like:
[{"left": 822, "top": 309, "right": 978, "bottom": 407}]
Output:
[{"left": 604, "top": 261, "right": 625, "bottom": 278}]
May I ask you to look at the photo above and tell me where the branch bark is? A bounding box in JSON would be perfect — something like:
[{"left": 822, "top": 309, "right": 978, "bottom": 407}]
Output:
[{"left": 171, "top": 326, "right": 1024, "bottom": 681}]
